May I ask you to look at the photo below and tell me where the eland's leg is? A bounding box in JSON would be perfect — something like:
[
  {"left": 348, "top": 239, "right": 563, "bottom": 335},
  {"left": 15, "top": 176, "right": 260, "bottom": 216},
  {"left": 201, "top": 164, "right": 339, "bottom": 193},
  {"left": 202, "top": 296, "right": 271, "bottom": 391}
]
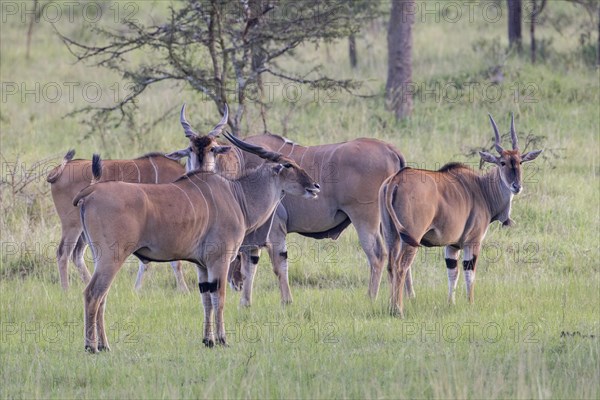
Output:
[
  {"left": 267, "top": 240, "right": 293, "bottom": 304},
  {"left": 83, "top": 260, "right": 121, "bottom": 353},
  {"left": 209, "top": 263, "right": 229, "bottom": 346},
  {"left": 383, "top": 221, "right": 414, "bottom": 299},
  {"left": 96, "top": 292, "right": 111, "bottom": 351},
  {"left": 390, "top": 242, "right": 418, "bottom": 318},
  {"left": 71, "top": 234, "right": 92, "bottom": 285},
  {"left": 356, "top": 224, "right": 387, "bottom": 300},
  {"left": 445, "top": 246, "right": 461, "bottom": 304},
  {"left": 56, "top": 227, "right": 83, "bottom": 290},
  {"left": 385, "top": 224, "right": 401, "bottom": 286},
  {"left": 239, "top": 247, "right": 261, "bottom": 307},
  {"left": 404, "top": 267, "right": 415, "bottom": 299},
  {"left": 196, "top": 265, "right": 215, "bottom": 347},
  {"left": 83, "top": 281, "right": 100, "bottom": 353},
  {"left": 227, "top": 254, "right": 244, "bottom": 291},
  {"left": 134, "top": 261, "right": 149, "bottom": 291},
  {"left": 170, "top": 261, "right": 189, "bottom": 293},
  {"left": 463, "top": 244, "right": 481, "bottom": 304}
]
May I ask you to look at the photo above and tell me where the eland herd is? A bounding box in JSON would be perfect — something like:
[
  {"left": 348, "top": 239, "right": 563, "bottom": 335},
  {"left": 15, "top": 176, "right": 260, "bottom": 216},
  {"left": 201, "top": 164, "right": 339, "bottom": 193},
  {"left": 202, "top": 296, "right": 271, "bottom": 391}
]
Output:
[{"left": 47, "top": 105, "right": 541, "bottom": 352}]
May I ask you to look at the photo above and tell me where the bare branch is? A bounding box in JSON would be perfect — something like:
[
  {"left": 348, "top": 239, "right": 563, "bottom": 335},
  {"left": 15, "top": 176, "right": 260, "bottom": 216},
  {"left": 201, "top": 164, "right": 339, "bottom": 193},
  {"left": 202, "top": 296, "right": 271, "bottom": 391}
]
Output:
[{"left": 54, "top": 0, "right": 378, "bottom": 137}]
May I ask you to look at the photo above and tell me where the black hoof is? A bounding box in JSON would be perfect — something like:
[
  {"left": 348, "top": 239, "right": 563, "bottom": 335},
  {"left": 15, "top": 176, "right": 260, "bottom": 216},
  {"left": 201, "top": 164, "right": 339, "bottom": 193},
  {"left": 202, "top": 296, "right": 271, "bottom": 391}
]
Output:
[
  {"left": 203, "top": 338, "right": 215, "bottom": 348},
  {"left": 98, "top": 345, "right": 111, "bottom": 352},
  {"left": 85, "top": 345, "right": 98, "bottom": 354},
  {"left": 389, "top": 308, "right": 405, "bottom": 319},
  {"left": 217, "top": 337, "right": 228, "bottom": 347}
]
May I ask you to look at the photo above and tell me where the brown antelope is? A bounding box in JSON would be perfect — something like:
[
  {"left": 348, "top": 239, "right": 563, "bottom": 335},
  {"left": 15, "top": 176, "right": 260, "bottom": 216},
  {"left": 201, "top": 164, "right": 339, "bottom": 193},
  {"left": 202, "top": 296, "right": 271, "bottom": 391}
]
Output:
[
  {"left": 133, "top": 104, "right": 231, "bottom": 289},
  {"left": 167, "top": 104, "right": 408, "bottom": 306},
  {"left": 223, "top": 134, "right": 407, "bottom": 306},
  {"left": 73, "top": 134, "right": 320, "bottom": 352},
  {"left": 380, "top": 114, "right": 542, "bottom": 317},
  {"left": 46, "top": 107, "right": 229, "bottom": 292},
  {"left": 170, "top": 118, "right": 406, "bottom": 306}
]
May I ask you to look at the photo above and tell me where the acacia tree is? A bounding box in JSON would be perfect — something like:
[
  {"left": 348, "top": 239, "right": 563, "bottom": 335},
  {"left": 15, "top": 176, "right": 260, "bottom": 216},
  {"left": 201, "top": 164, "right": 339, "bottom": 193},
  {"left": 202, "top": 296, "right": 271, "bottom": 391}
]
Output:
[
  {"left": 56, "top": 0, "right": 377, "bottom": 135},
  {"left": 386, "top": 0, "right": 414, "bottom": 120}
]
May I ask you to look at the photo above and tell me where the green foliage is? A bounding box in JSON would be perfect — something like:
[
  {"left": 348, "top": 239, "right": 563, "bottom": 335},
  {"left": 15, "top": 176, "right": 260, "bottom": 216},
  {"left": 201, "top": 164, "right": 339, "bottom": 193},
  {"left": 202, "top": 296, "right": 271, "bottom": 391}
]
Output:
[
  {"left": 54, "top": 0, "right": 379, "bottom": 135},
  {"left": 577, "top": 31, "right": 598, "bottom": 66}
]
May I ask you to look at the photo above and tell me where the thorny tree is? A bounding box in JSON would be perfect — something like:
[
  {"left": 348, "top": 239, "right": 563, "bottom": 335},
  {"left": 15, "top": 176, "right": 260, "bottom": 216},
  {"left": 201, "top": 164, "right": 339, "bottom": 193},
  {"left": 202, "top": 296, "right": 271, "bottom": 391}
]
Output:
[{"left": 55, "top": 0, "right": 378, "bottom": 135}]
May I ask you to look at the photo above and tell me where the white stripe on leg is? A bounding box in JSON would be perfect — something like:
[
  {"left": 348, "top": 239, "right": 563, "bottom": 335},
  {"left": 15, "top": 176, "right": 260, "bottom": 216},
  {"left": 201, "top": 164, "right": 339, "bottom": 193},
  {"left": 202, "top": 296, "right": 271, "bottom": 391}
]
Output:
[
  {"left": 447, "top": 267, "right": 459, "bottom": 304},
  {"left": 445, "top": 246, "right": 460, "bottom": 304},
  {"left": 464, "top": 269, "right": 475, "bottom": 300}
]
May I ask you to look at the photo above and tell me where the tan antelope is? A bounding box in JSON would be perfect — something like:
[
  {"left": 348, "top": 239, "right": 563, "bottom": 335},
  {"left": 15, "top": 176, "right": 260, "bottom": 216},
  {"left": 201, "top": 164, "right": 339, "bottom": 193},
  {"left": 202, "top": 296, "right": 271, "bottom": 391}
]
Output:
[
  {"left": 178, "top": 126, "right": 407, "bottom": 306},
  {"left": 380, "top": 114, "right": 542, "bottom": 317},
  {"left": 73, "top": 134, "right": 320, "bottom": 352},
  {"left": 46, "top": 108, "right": 229, "bottom": 292},
  {"left": 133, "top": 104, "right": 231, "bottom": 289}
]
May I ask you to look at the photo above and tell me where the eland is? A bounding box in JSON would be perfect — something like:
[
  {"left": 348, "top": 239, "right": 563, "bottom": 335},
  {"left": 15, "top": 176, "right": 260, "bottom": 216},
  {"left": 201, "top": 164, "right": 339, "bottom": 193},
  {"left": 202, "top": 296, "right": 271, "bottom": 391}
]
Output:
[
  {"left": 73, "top": 134, "right": 319, "bottom": 352},
  {"left": 170, "top": 116, "right": 407, "bottom": 306},
  {"left": 227, "top": 134, "right": 406, "bottom": 305},
  {"left": 46, "top": 108, "right": 229, "bottom": 291},
  {"left": 380, "top": 114, "right": 542, "bottom": 317}
]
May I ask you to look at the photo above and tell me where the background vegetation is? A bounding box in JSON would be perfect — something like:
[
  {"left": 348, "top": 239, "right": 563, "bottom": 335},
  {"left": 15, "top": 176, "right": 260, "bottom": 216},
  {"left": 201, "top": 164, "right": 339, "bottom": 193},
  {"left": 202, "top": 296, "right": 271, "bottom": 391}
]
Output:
[{"left": 1, "top": 1, "right": 598, "bottom": 398}]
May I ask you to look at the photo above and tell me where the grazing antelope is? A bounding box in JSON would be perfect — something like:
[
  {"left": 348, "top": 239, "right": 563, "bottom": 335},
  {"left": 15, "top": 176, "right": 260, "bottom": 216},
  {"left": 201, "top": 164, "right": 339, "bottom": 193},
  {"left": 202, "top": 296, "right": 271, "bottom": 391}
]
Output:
[
  {"left": 380, "top": 114, "right": 542, "bottom": 317},
  {"left": 73, "top": 134, "right": 320, "bottom": 352},
  {"left": 224, "top": 134, "right": 406, "bottom": 306},
  {"left": 46, "top": 108, "right": 229, "bottom": 292}
]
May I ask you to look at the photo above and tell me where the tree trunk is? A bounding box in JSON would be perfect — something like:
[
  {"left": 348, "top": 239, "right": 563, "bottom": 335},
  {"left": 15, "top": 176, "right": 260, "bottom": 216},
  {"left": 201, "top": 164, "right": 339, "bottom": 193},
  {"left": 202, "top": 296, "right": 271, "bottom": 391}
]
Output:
[
  {"left": 386, "top": 0, "right": 414, "bottom": 120},
  {"left": 349, "top": 34, "right": 358, "bottom": 68},
  {"left": 247, "top": 0, "right": 268, "bottom": 133},
  {"left": 507, "top": 0, "right": 522, "bottom": 52},
  {"left": 26, "top": 0, "right": 40, "bottom": 60},
  {"left": 530, "top": 0, "right": 547, "bottom": 64},
  {"left": 530, "top": 0, "right": 537, "bottom": 63}
]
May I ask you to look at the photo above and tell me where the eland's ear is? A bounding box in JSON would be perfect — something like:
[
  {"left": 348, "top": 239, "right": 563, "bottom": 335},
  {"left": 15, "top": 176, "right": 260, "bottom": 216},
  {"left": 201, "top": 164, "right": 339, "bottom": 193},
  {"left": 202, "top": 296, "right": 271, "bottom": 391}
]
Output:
[
  {"left": 479, "top": 151, "right": 500, "bottom": 165},
  {"left": 521, "top": 149, "right": 543, "bottom": 163},
  {"left": 165, "top": 148, "right": 191, "bottom": 160},
  {"left": 271, "top": 164, "right": 284, "bottom": 175},
  {"left": 213, "top": 145, "right": 231, "bottom": 155}
]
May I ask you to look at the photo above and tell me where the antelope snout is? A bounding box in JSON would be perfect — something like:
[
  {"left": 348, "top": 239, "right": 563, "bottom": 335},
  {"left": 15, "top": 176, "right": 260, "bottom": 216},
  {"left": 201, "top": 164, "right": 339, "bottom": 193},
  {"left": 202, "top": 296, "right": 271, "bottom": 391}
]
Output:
[
  {"left": 305, "top": 184, "right": 320, "bottom": 199},
  {"left": 510, "top": 182, "right": 522, "bottom": 194}
]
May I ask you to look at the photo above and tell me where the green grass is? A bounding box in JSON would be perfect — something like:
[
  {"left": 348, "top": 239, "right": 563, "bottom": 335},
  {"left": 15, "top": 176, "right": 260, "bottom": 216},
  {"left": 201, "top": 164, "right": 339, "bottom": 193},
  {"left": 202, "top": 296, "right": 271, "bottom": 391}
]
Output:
[
  {"left": 1, "top": 1, "right": 599, "bottom": 399},
  {"left": 1, "top": 269, "right": 598, "bottom": 398}
]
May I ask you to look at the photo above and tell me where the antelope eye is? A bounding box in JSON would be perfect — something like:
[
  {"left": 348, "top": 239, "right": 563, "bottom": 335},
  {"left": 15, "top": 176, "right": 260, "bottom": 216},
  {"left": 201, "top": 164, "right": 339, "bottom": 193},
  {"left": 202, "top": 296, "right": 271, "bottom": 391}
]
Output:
[
  {"left": 283, "top": 163, "right": 292, "bottom": 168},
  {"left": 500, "top": 161, "right": 506, "bottom": 166}
]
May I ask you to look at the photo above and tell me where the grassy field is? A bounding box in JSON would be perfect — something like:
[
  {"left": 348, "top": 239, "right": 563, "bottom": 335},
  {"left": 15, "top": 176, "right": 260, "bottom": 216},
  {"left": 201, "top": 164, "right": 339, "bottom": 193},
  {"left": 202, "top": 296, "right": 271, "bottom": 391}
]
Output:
[{"left": 1, "top": 1, "right": 599, "bottom": 399}]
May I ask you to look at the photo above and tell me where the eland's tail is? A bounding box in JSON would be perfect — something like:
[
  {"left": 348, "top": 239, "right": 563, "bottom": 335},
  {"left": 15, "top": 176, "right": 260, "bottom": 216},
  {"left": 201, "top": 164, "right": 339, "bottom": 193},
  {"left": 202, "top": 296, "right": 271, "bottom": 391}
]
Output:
[
  {"left": 383, "top": 176, "right": 420, "bottom": 248},
  {"left": 46, "top": 149, "right": 75, "bottom": 183},
  {"left": 72, "top": 153, "right": 102, "bottom": 206}
]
